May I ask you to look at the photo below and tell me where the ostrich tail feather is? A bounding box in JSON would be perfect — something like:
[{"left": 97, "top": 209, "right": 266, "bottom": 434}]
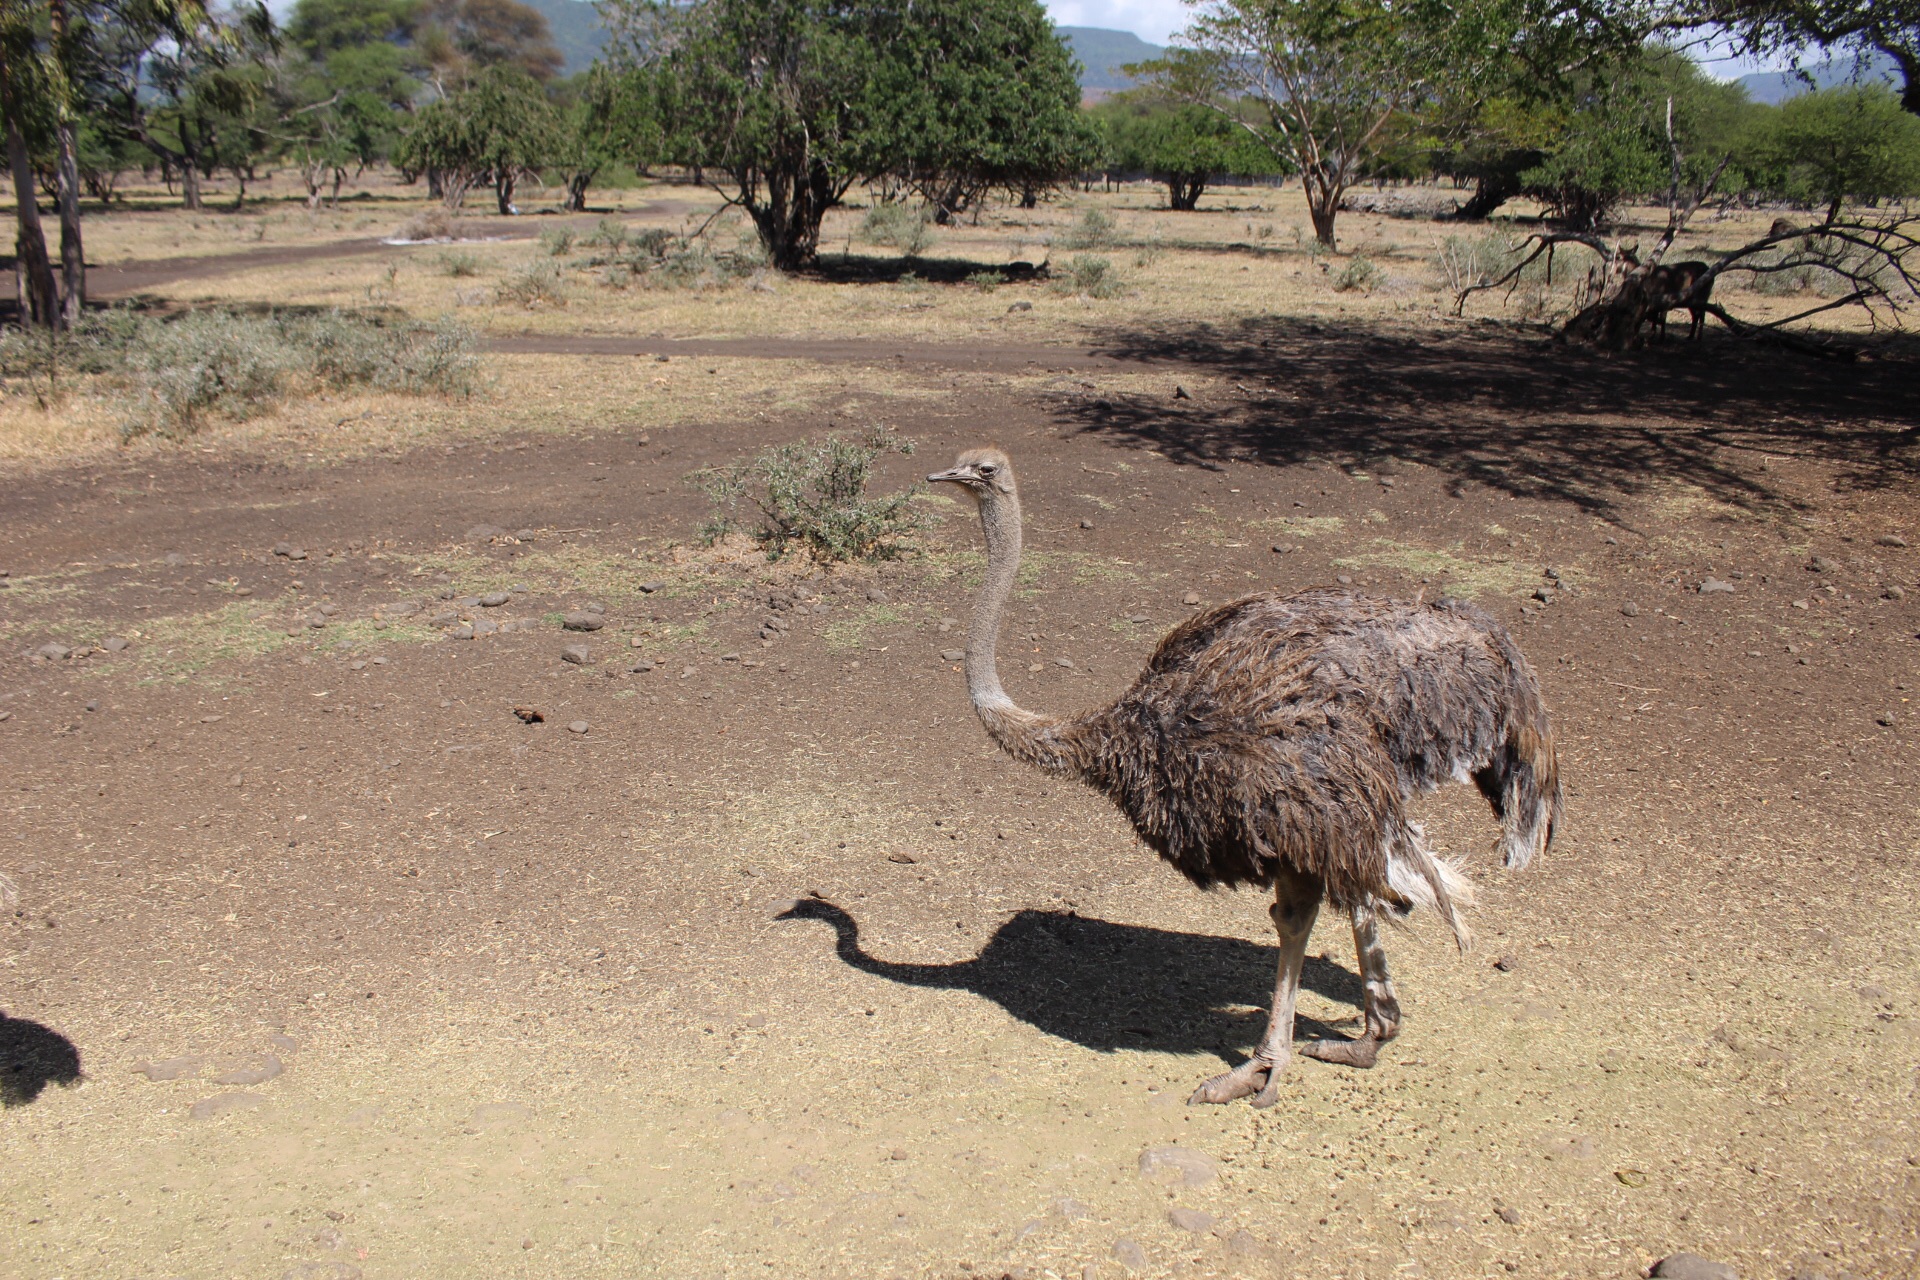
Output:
[{"left": 1384, "top": 823, "right": 1476, "bottom": 953}]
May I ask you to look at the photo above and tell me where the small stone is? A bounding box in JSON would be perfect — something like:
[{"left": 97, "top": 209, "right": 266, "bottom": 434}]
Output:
[
  {"left": 465, "top": 524, "right": 506, "bottom": 541},
  {"left": 1886, "top": 585, "right": 1907, "bottom": 600},
  {"left": 165, "top": 552, "right": 188, "bottom": 566},
  {"left": 1543, "top": 566, "right": 1561, "bottom": 580},
  {"left": 35, "top": 642, "right": 71, "bottom": 661},
  {"left": 890, "top": 1148, "right": 909, "bottom": 1161},
  {"left": 1876, "top": 711, "right": 1897, "bottom": 727},
  {"left": 639, "top": 581, "right": 665, "bottom": 593},
  {"left": 512, "top": 706, "right": 544, "bottom": 723},
  {"left": 1496, "top": 1205, "right": 1522, "bottom": 1224},
  {"left": 190, "top": 1092, "right": 267, "bottom": 1120},
  {"left": 429, "top": 611, "right": 459, "bottom": 628},
  {"left": 515, "top": 529, "right": 538, "bottom": 541},
  {"left": 1699, "top": 578, "right": 1734, "bottom": 594},
  {"left": 940, "top": 649, "right": 965, "bottom": 662},
  {"left": 318, "top": 602, "right": 339, "bottom": 616},
  {"left": 214, "top": 1054, "right": 283, "bottom": 1086},
  {"left": 628, "top": 660, "right": 654, "bottom": 673},
  {"left": 84, "top": 700, "right": 99, "bottom": 713},
  {"left": 1650, "top": 1254, "right": 1739, "bottom": 1280},
  {"left": 567, "top": 720, "right": 589, "bottom": 734},
  {"left": 1173, "top": 385, "right": 1191, "bottom": 400},
  {"left": 135, "top": 1055, "right": 206, "bottom": 1082},
  {"left": 307, "top": 614, "right": 328, "bottom": 629},
  {"left": 887, "top": 852, "right": 916, "bottom": 864},
  {"left": 1876, "top": 534, "right": 1907, "bottom": 548},
  {"left": 1182, "top": 591, "right": 1201, "bottom": 605},
  {"left": 199, "top": 714, "right": 223, "bottom": 724},
  {"left": 560, "top": 644, "right": 593, "bottom": 665},
  {"left": 1167, "top": 1207, "right": 1215, "bottom": 1233},
  {"left": 865, "top": 587, "right": 889, "bottom": 603},
  {"left": 272, "top": 542, "right": 294, "bottom": 557},
  {"left": 1621, "top": 601, "right": 1640, "bottom": 617},
  {"left": 470, "top": 618, "right": 497, "bottom": 637},
  {"left": 287, "top": 548, "right": 308, "bottom": 561},
  {"left": 101, "top": 635, "right": 130, "bottom": 652},
  {"left": 1079, "top": 518, "right": 1095, "bottom": 529},
  {"left": 1271, "top": 543, "right": 1292, "bottom": 554},
  {"left": 1112, "top": 1239, "right": 1148, "bottom": 1270},
  {"left": 478, "top": 592, "right": 510, "bottom": 607},
  {"left": 1052, "top": 1197, "right": 1090, "bottom": 1219},
  {"left": 1336, "top": 574, "right": 1354, "bottom": 585},
  {"left": 447, "top": 623, "right": 473, "bottom": 640},
  {"left": 1007, "top": 300, "right": 1032, "bottom": 313},
  {"left": 1226, "top": 1230, "right": 1266, "bottom": 1257},
  {"left": 1809, "top": 555, "right": 1838, "bottom": 573},
  {"left": 1493, "top": 953, "right": 1516, "bottom": 971},
  {"left": 1138, "top": 1145, "right": 1218, "bottom": 1187},
  {"left": 720, "top": 652, "right": 741, "bottom": 662},
  {"left": 562, "top": 612, "right": 605, "bottom": 631}
]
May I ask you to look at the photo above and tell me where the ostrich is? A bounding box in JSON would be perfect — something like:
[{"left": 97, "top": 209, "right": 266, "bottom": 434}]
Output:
[{"left": 924, "top": 448, "right": 1561, "bottom": 1107}]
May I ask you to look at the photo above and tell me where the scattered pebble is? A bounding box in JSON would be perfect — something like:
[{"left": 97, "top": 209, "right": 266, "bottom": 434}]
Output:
[
  {"left": 1886, "top": 585, "right": 1906, "bottom": 600},
  {"left": 101, "top": 635, "right": 130, "bottom": 652},
  {"left": 164, "top": 552, "right": 187, "bottom": 566},
  {"left": 1809, "top": 555, "right": 1838, "bottom": 573},
  {"left": 1172, "top": 385, "right": 1190, "bottom": 400},
  {"left": 1052, "top": 1197, "right": 1090, "bottom": 1219},
  {"left": 1650, "top": 1254, "right": 1739, "bottom": 1280},
  {"left": 1079, "top": 518, "right": 1095, "bottom": 529},
  {"left": 628, "top": 660, "right": 654, "bottom": 674},
  {"left": 189, "top": 1092, "right": 267, "bottom": 1121},
  {"left": 1496, "top": 1206, "right": 1522, "bottom": 1224},
  {"left": 447, "top": 623, "right": 473, "bottom": 640},
  {"left": 940, "top": 649, "right": 965, "bottom": 662},
  {"left": 84, "top": 700, "right": 98, "bottom": 713},
  {"left": 1699, "top": 578, "right": 1734, "bottom": 594},
  {"left": 639, "top": 581, "right": 664, "bottom": 593},
  {"left": 1006, "top": 300, "right": 1032, "bottom": 313},
  {"left": 135, "top": 1056, "right": 206, "bottom": 1082},
  {"left": 1336, "top": 574, "right": 1354, "bottom": 585},
  {"left": 1877, "top": 711, "right": 1897, "bottom": 727},
  {"left": 887, "top": 852, "right": 916, "bottom": 864},
  {"left": 199, "top": 714, "right": 224, "bottom": 724},
  {"left": 470, "top": 618, "right": 498, "bottom": 637},
  {"left": 1053, "top": 657, "right": 1074, "bottom": 669},
  {"left": 465, "top": 524, "right": 505, "bottom": 541},
  {"left": 1112, "top": 1239, "right": 1148, "bottom": 1270},
  {"left": 561, "top": 645, "right": 593, "bottom": 665},
  {"left": 1182, "top": 591, "right": 1201, "bottom": 605},
  {"left": 35, "top": 642, "right": 72, "bottom": 661},
  {"left": 1493, "top": 954, "right": 1516, "bottom": 972},
  {"left": 567, "top": 720, "right": 589, "bottom": 734},
  {"left": 1167, "top": 1208, "right": 1215, "bottom": 1233},
  {"left": 1138, "top": 1145, "right": 1218, "bottom": 1186},
  {"left": 1621, "top": 601, "right": 1640, "bottom": 617},
  {"left": 563, "top": 612, "right": 606, "bottom": 631},
  {"left": 478, "top": 592, "right": 510, "bottom": 607},
  {"left": 215, "top": 1054, "right": 283, "bottom": 1086},
  {"left": 1876, "top": 534, "right": 1908, "bottom": 548}
]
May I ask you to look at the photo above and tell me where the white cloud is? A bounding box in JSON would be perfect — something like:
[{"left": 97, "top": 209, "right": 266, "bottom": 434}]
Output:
[{"left": 1043, "top": 0, "right": 1191, "bottom": 46}]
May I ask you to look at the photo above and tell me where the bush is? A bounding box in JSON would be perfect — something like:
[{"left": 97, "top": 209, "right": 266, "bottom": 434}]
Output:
[
  {"left": 496, "top": 261, "right": 568, "bottom": 307},
  {"left": 1050, "top": 255, "right": 1125, "bottom": 299},
  {"left": 693, "top": 428, "right": 922, "bottom": 563},
  {"left": 965, "top": 270, "right": 1006, "bottom": 290},
  {"left": 395, "top": 207, "right": 454, "bottom": 241},
  {"left": 437, "top": 251, "right": 483, "bottom": 277},
  {"left": 0, "top": 308, "right": 480, "bottom": 439},
  {"left": 860, "top": 202, "right": 936, "bottom": 257},
  {"left": 1059, "top": 207, "right": 1116, "bottom": 250},
  {"left": 585, "top": 219, "right": 630, "bottom": 251},
  {"left": 1333, "top": 253, "right": 1383, "bottom": 293},
  {"left": 538, "top": 227, "right": 576, "bottom": 257}
]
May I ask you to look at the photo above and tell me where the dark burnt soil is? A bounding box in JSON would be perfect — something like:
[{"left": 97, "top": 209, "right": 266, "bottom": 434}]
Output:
[{"left": 1, "top": 330, "right": 1917, "bottom": 1280}]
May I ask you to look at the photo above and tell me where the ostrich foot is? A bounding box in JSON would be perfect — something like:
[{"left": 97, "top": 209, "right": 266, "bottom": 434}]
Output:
[
  {"left": 1299, "top": 1035, "right": 1381, "bottom": 1068},
  {"left": 1188, "top": 1056, "right": 1284, "bottom": 1107}
]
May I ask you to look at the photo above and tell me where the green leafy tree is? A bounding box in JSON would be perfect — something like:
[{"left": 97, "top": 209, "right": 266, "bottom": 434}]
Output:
[
  {"left": 395, "top": 63, "right": 563, "bottom": 211},
  {"left": 1093, "top": 94, "right": 1279, "bottom": 209},
  {"left": 1754, "top": 85, "right": 1920, "bottom": 220},
  {"left": 1687, "top": 0, "right": 1920, "bottom": 117},
  {"left": 416, "top": 0, "right": 560, "bottom": 86},
  {"left": 550, "top": 63, "right": 659, "bottom": 211}
]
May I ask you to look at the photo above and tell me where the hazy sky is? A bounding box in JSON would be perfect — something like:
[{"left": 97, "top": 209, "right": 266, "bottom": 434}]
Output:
[{"left": 1039, "top": 0, "right": 1792, "bottom": 78}]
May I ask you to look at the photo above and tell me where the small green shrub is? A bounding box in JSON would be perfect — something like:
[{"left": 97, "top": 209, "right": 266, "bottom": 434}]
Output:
[
  {"left": 437, "top": 250, "right": 483, "bottom": 278},
  {"left": 1333, "top": 254, "right": 1383, "bottom": 293},
  {"left": 1050, "top": 255, "right": 1125, "bottom": 299},
  {"left": 692, "top": 428, "right": 923, "bottom": 563},
  {"left": 1059, "top": 207, "right": 1116, "bottom": 250},
  {"left": 538, "top": 227, "right": 576, "bottom": 257},
  {"left": 496, "top": 260, "right": 568, "bottom": 307},
  {"left": 585, "top": 218, "right": 630, "bottom": 251},
  {"left": 860, "top": 202, "right": 936, "bottom": 257},
  {"left": 965, "top": 270, "right": 1006, "bottom": 290}
]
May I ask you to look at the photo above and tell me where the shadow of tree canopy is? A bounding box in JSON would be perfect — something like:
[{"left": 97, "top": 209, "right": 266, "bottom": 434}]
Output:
[
  {"left": 1, "top": 1011, "right": 82, "bottom": 1107},
  {"left": 1061, "top": 317, "right": 1920, "bottom": 520},
  {"left": 779, "top": 899, "right": 1362, "bottom": 1061}
]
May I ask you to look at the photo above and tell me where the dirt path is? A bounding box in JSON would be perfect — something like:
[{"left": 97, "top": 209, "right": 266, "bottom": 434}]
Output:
[
  {"left": 485, "top": 331, "right": 1151, "bottom": 371},
  {"left": 1, "top": 338, "right": 1917, "bottom": 1280}
]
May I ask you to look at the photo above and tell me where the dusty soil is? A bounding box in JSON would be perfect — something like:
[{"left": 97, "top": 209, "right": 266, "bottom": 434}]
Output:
[{"left": 3, "top": 199, "right": 1920, "bottom": 1280}]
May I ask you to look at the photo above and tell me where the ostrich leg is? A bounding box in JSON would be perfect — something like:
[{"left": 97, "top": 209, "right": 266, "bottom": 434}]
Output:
[
  {"left": 1190, "top": 865, "right": 1323, "bottom": 1108},
  {"left": 1301, "top": 903, "right": 1401, "bottom": 1067}
]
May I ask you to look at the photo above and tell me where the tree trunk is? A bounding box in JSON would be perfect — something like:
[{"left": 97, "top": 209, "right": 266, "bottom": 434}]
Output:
[
  {"left": 1167, "top": 175, "right": 1205, "bottom": 211},
  {"left": 565, "top": 171, "right": 591, "bottom": 212},
  {"left": 1452, "top": 172, "right": 1518, "bottom": 221},
  {"left": 1881, "top": 41, "right": 1920, "bottom": 117},
  {"left": 5, "top": 119, "right": 60, "bottom": 328},
  {"left": 1306, "top": 181, "right": 1338, "bottom": 249},
  {"left": 1825, "top": 195, "right": 1843, "bottom": 226},
  {"left": 748, "top": 157, "right": 840, "bottom": 272},
  {"left": 49, "top": 0, "right": 84, "bottom": 326},
  {"left": 496, "top": 170, "right": 516, "bottom": 215},
  {"left": 179, "top": 154, "right": 202, "bottom": 211}
]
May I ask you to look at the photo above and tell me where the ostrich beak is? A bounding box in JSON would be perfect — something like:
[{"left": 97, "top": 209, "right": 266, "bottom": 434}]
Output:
[{"left": 926, "top": 466, "right": 973, "bottom": 486}]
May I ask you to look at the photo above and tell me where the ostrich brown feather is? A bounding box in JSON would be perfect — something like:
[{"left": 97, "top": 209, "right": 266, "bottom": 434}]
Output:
[{"left": 919, "top": 447, "right": 1562, "bottom": 1106}]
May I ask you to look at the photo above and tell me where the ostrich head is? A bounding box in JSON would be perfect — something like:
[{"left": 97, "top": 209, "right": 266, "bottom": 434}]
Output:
[{"left": 927, "top": 448, "right": 1017, "bottom": 507}]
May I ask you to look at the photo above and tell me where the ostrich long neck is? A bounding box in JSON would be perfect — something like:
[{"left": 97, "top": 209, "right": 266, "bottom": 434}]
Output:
[{"left": 968, "top": 489, "right": 1081, "bottom": 774}]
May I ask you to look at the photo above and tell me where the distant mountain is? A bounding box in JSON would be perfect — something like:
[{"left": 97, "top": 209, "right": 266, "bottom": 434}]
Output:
[
  {"left": 1736, "top": 50, "right": 1899, "bottom": 103},
  {"left": 520, "top": 0, "right": 610, "bottom": 77},
  {"left": 1057, "top": 26, "right": 1165, "bottom": 93}
]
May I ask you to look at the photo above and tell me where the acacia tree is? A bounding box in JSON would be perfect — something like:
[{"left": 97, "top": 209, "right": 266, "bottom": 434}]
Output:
[
  {"left": 1757, "top": 85, "right": 1920, "bottom": 221},
  {"left": 1139, "top": 0, "right": 1480, "bottom": 247},
  {"left": 1094, "top": 94, "right": 1279, "bottom": 210},
  {"left": 1688, "top": 0, "right": 1920, "bottom": 116},
  {"left": 395, "top": 63, "right": 561, "bottom": 211}
]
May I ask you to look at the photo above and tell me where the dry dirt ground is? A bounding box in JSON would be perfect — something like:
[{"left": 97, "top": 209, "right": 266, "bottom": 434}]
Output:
[{"left": 2, "top": 180, "right": 1919, "bottom": 1280}]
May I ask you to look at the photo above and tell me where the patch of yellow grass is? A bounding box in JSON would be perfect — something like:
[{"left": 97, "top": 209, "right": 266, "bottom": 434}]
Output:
[{"left": 1332, "top": 537, "right": 1556, "bottom": 597}]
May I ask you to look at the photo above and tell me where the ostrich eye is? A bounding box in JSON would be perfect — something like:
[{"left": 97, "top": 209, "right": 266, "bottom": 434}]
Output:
[{"left": 978, "top": 465, "right": 997, "bottom": 476}]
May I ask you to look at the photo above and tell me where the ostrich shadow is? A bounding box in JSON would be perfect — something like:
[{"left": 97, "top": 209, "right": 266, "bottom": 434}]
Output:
[
  {"left": 779, "top": 899, "right": 1364, "bottom": 1063},
  {"left": 0, "top": 1011, "right": 82, "bottom": 1107}
]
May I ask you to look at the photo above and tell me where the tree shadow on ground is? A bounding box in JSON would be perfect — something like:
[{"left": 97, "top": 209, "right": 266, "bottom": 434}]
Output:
[
  {"left": 1063, "top": 316, "right": 1920, "bottom": 520},
  {"left": 779, "top": 899, "right": 1361, "bottom": 1059},
  {"left": 802, "top": 254, "right": 1052, "bottom": 286},
  {"left": 0, "top": 1011, "right": 82, "bottom": 1107}
]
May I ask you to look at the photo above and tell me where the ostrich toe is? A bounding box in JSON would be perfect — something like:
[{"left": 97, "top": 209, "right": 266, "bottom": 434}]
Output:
[
  {"left": 1188, "top": 1056, "right": 1278, "bottom": 1105},
  {"left": 1300, "top": 1035, "right": 1382, "bottom": 1068}
]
